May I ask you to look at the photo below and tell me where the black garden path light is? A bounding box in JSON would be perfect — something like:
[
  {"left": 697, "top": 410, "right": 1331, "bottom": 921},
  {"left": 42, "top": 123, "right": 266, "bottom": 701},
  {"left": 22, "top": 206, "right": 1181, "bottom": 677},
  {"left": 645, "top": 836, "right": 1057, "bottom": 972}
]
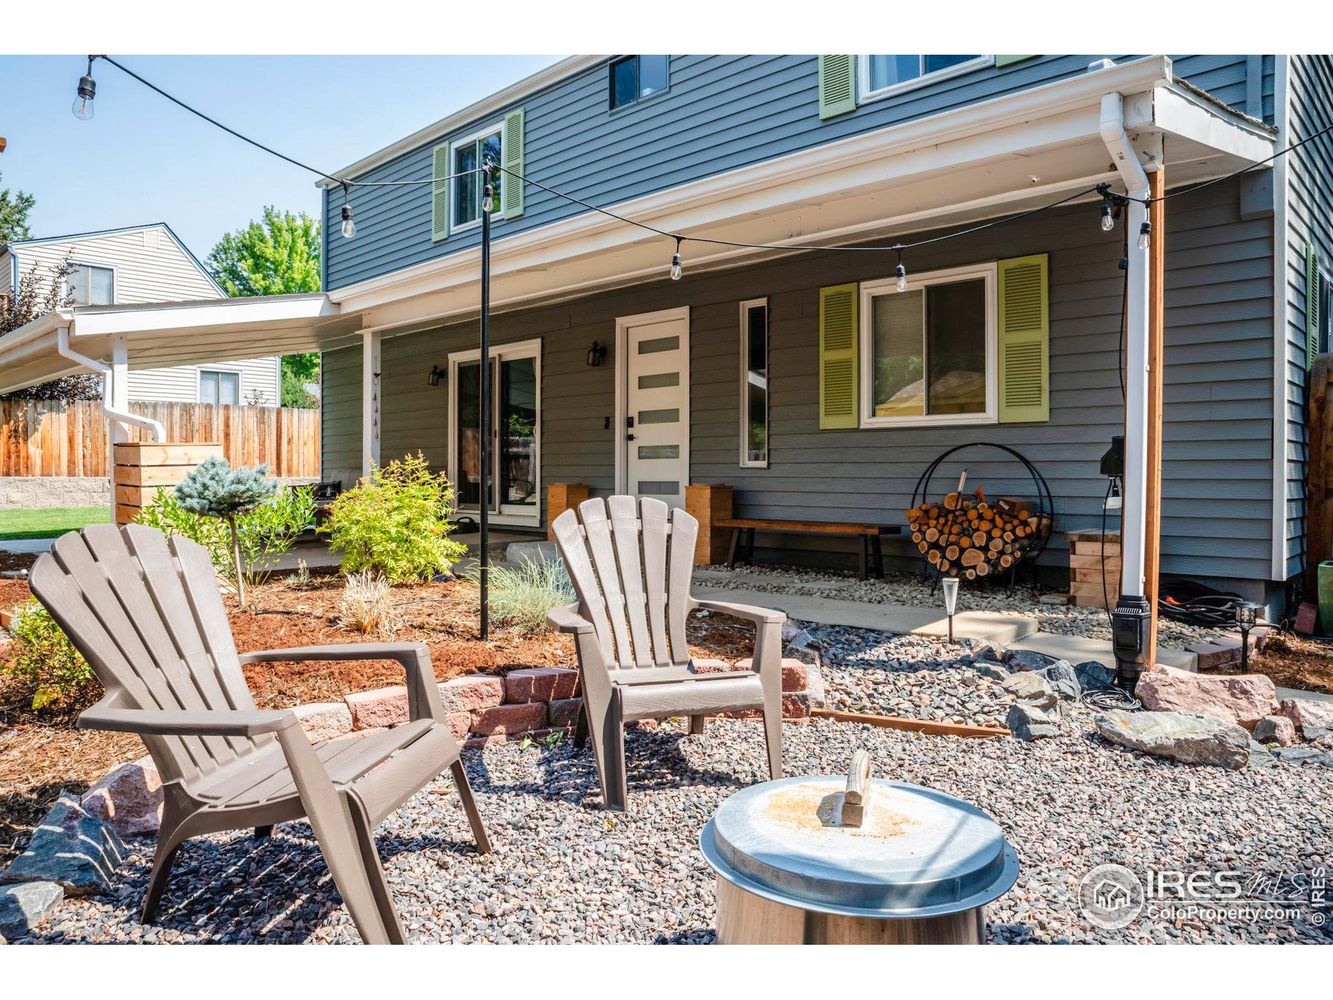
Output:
[{"left": 1235, "top": 601, "right": 1263, "bottom": 673}]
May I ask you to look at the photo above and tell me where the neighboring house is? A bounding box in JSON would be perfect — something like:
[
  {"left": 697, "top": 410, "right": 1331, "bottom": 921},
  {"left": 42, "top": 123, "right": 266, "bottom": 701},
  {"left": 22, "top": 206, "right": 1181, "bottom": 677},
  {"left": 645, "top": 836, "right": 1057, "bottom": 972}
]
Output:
[
  {"left": 3, "top": 56, "right": 1330, "bottom": 608},
  {"left": 0, "top": 223, "right": 280, "bottom": 404}
]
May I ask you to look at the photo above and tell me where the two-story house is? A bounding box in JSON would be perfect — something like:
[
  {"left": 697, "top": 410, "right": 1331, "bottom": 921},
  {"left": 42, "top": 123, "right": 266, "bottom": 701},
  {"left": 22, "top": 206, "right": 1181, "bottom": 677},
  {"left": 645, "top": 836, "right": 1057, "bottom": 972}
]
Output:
[
  {"left": 2, "top": 55, "right": 1330, "bottom": 615},
  {"left": 0, "top": 223, "right": 280, "bottom": 404}
]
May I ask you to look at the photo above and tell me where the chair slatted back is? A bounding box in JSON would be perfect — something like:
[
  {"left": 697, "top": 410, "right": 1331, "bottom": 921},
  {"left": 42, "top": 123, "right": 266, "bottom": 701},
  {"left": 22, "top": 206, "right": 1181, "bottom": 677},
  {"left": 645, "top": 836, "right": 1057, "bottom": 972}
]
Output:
[
  {"left": 551, "top": 496, "right": 698, "bottom": 670},
  {"left": 29, "top": 523, "right": 263, "bottom": 785}
]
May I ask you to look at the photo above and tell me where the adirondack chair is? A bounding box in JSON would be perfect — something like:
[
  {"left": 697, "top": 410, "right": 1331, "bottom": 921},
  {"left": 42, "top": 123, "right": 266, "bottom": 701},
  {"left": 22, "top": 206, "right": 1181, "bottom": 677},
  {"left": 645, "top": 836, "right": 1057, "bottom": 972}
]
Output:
[
  {"left": 28, "top": 523, "right": 491, "bottom": 945},
  {"left": 549, "top": 496, "right": 785, "bottom": 812}
]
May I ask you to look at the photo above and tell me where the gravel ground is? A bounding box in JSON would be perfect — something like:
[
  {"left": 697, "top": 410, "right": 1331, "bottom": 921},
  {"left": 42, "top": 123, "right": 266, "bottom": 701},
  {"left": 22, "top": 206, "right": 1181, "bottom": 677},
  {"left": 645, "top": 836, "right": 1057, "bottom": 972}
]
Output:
[
  {"left": 694, "top": 563, "right": 1220, "bottom": 649},
  {"left": 13, "top": 714, "right": 1332, "bottom": 945}
]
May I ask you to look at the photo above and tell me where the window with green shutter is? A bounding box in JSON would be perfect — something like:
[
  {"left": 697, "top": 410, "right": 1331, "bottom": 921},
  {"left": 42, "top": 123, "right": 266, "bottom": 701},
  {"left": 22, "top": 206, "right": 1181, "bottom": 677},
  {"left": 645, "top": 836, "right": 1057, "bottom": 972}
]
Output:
[
  {"left": 818, "top": 56, "right": 857, "bottom": 120},
  {"left": 997, "top": 254, "right": 1050, "bottom": 423},
  {"left": 431, "top": 143, "right": 450, "bottom": 242},
  {"left": 819, "top": 283, "right": 859, "bottom": 428},
  {"left": 994, "top": 55, "right": 1037, "bottom": 67},
  {"left": 502, "top": 108, "right": 525, "bottom": 219}
]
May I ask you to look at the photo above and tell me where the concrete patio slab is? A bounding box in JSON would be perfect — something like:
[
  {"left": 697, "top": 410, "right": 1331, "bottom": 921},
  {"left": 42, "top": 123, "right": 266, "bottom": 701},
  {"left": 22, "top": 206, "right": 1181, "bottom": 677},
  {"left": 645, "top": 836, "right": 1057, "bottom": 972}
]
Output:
[
  {"left": 1008, "top": 632, "right": 1199, "bottom": 672},
  {"left": 691, "top": 585, "right": 1036, "bottom": 643}
]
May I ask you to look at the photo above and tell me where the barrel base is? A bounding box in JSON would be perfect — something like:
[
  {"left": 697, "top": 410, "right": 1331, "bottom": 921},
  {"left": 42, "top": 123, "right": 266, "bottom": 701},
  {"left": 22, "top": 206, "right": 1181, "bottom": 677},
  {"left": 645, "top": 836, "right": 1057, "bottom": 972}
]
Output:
[{"left": 715, "top": 877, "right": 986, "bottom": 944}]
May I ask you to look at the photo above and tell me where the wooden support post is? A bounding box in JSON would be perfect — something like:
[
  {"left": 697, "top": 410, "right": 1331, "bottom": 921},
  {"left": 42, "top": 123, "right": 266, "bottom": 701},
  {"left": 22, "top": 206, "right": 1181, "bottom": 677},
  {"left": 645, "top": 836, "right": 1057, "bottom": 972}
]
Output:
[
  {"left": 1144, "top": 167, "right": 1166, "bottom": 667},
  {"left": 361, "top": 330, "right": 381, "bottom": 478}
]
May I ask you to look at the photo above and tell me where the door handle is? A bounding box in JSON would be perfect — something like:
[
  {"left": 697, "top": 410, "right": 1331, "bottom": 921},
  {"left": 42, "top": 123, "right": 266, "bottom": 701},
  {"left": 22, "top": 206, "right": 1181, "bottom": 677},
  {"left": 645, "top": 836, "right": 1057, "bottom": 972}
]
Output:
[{"left": 626, "top": 433, "right": 636, "bottom": 442}]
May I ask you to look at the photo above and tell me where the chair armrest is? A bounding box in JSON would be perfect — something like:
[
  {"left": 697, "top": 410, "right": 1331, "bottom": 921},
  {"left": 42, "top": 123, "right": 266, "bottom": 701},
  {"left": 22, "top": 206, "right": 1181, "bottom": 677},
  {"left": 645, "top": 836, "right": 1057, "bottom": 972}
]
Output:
[
  {"left": 79, "top": 700, "right": 296, "bottom": 738},
  {"left": 238, "top": 642, "right": 443, "bottom": 724},
  {"left": 548, "top": 603, "right": 595, "bottom": 634},
  {"left": 693, "top": 599, "right": 786, "bottom": 626}
]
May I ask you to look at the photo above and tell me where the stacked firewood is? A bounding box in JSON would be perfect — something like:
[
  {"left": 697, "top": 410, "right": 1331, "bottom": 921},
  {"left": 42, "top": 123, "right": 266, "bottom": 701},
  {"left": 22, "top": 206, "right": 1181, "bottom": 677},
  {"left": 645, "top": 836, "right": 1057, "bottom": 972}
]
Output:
[{"left": 906, "top": 487, "right": 1051, "bottom": 580}]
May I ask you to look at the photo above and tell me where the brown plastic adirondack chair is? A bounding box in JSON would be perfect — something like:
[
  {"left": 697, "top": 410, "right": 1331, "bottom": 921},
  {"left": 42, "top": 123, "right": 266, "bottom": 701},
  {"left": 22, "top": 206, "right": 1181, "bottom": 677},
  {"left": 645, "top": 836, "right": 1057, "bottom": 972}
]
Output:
[
  {"left": 548, "top": 496, "right": 785, "bottom": 812},
  {"left": 28, "top": 523, "right": 491, "bottom": 945}
]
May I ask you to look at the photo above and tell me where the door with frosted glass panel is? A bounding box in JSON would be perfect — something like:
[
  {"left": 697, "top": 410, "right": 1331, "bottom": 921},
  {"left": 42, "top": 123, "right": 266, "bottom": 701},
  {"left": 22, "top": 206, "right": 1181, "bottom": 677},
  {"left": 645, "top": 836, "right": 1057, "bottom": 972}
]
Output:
[{"left": 623, "top": 311, "right": 689, "bottom": 508}]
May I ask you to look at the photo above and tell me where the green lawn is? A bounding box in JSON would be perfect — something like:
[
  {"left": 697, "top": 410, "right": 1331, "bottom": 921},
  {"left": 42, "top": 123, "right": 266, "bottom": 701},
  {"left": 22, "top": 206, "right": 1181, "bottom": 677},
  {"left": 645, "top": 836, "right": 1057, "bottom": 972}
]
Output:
[{"left": 0, "top": 506, "right": 112, "bottom": 541}]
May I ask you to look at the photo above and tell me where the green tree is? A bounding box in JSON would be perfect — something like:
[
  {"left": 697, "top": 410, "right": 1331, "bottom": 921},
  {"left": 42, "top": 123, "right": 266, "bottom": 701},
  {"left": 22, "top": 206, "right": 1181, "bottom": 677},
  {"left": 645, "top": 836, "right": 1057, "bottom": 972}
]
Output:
[
  {"left": 174, "top": 457, "right": 278, "bottom": 608},
  {"left": 207, "top": 207, "right": 322, "bottom": 407},
  {"left": 0, "top": 171, "right": 35, "bottom": 243}
]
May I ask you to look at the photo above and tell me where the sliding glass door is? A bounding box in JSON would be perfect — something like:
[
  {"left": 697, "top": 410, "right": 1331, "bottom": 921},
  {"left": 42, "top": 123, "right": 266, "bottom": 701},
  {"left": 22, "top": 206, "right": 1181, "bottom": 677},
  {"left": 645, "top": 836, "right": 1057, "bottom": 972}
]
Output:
[{"left": 449, "top": 341, "right": 540, "bottom": 524}]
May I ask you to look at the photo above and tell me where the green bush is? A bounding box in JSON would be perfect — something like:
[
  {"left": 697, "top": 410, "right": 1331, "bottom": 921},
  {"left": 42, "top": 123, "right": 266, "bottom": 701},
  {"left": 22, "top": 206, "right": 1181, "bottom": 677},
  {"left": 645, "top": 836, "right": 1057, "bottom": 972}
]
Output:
[
  {"left": 468, "top": 558, "right": 575, "bottom": 635},
  {"left": 320, "top": 453, "right": 466, "bottom": 584},
  {"left": 2, "top": 599, "right": 94, "bottom": 711},
  {"left": 137, "top": 482, "right": 315, "bottom": 593}
]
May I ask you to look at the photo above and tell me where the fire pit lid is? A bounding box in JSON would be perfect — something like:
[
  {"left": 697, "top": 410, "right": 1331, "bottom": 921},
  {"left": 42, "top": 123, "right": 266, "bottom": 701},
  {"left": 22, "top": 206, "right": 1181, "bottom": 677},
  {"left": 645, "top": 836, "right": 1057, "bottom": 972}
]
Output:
[{"left": 701, "top": 776, "right": 1019, "bottom": 918}]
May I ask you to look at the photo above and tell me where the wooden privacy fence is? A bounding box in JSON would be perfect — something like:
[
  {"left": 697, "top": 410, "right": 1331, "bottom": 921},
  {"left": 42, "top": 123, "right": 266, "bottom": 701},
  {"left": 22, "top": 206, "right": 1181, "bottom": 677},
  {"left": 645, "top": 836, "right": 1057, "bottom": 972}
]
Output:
[{"left": 0, "top": 400, "right": 320, "bottom": 479}]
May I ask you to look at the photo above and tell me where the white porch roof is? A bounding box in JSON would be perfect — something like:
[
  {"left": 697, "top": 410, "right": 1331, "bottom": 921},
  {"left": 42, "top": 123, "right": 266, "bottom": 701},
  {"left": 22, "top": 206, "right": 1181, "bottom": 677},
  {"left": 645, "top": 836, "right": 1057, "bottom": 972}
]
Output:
[{"left": 0, "top": 55, "right": 1274, "bottom": 395}]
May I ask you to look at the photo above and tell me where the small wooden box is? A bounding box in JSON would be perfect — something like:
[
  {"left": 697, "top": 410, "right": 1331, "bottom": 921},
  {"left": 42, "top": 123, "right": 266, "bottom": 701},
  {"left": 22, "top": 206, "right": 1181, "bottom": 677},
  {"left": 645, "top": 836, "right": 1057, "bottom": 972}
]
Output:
[
  {"left": 686, "top": 483, "right": 734, "bottom": 566},
  {"left": 112, "top": 442, "right": 223, "bottom": 526},
  {"left": 1066, "top": 530, "right": 1122, "bottom": 608},
  {"left": 546, "top": 483, "right": 590, "bottom": 540}
]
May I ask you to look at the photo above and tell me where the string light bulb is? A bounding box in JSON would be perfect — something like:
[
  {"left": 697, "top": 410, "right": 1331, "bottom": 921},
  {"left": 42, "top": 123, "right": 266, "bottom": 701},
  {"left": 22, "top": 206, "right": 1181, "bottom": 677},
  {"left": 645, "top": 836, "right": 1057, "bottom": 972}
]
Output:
[
  {"left": 482, "top": 164, "right": 495, "bottom": 213},
  {"left": 1137, "top": 219, "right": 1152, "bottom": 251},
  {"left": 1100, "top": 201, "right": 1115, "bottom": 232},
  {"left": 670, "top": 237, "right": 683, "bottom": 281},
  {"left": 341, "top": 203, "right": 356, "bottom": 240},
  {"left": 72, "top": 56, "right": 97, "bottom": 120},
  {"left": 894, "top": 246, "right": 908, "bottom": 292}
]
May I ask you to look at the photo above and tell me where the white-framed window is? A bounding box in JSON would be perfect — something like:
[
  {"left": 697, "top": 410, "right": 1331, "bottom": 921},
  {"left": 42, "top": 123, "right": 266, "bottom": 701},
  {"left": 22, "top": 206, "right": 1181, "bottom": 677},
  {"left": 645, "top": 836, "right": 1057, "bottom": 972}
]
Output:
[
  {"left": 859, "top": 262, "right": 997, "bottom": 428},
  {"left": 609, "top": 55, "right": 669, "bottom": 110},
  {"left": 858, "top": 55, "right": 991, "bottom": 103},
  {"left": 449, "top": 121, "right": 504, "bottom": 232},
  {"left": 65, "top": 263, "right": 114, "bottom": 306},
  {"left": 739, "top": 298, "right": 769, "bottom": 468},
  {"left": 199, "top": 368, "right": 241, "bottom": 406}
]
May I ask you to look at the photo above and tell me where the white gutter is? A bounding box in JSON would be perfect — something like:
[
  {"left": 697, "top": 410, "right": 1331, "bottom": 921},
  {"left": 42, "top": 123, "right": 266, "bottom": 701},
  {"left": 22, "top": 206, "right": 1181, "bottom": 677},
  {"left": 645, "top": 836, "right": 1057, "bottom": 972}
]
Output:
[
  {"left": 1100, "top": 90, "right": 1153, "bottom": 610},
  {"left": 56, "top": 325, "right": 166, "bottom": 442}
]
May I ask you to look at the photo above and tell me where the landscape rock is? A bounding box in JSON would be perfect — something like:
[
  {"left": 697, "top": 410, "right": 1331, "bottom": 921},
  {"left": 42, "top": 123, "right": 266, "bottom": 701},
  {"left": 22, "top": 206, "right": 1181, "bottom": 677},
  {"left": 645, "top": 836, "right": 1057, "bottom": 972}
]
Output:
[
  {"left": 438, "top": 674, "right": 505, "bottom": 714},
  {"left": 1005, "top": 649, "right": 1056, "bottom": 672},
  {"left": 1247, "top": 741, "right": 1279, "bottom": 769},
  {"left": 344, "top": 686, "right": 410, "bottom": 729},
  {"left": 0, "top": 881, "right": 64, "bottom": 937},
  {"left": 1252, "top": 715, "right": 1296, "bottom": 747},
  {"left": 80, "top": 756, "right": 163, "bottom": 837},
  {"left": 1001, "top": 672, "right": 1055, "bottom": 705},
  {"left": 1136, "top": 666, "right": 1278, "bottom": 728},
  {"left": 0, "top": 794, "right": 125, "bottom": 895},
  {"left": 1037, "top": 660, "right": 1080, "bottom": 701},
  {"left": 1007, "top": 702, "right": 1061, "bottom": 741},
  {"left": 1094, "top": 710, "right": 1252, "bottom": 769},
  {"left": 782, "top": 628, "right": 823, "bottom": 667},
  {"left": 1270, "top": 746, "right": 1333, "bottom": 768},
  {"left": 292, "top": 702, "right": 354, "bottom": 742},
  {"left": 547, "top": 697, "right": 584, "bottom": 730},
  {"left": 974, "top": 660, "right": 1010, "bottom": 681},
  {"left": 1279, "top": 698, "right": 1333, "bottom": 741},
  {"left": 1074, "top": 660, "right": 1116, "bottom": 692},
  {"left": 804, "top": 661, "right": 827, "bottom": 708},
  {"left": 970, "top": 640, "right": 1007, "bottom": 663}
]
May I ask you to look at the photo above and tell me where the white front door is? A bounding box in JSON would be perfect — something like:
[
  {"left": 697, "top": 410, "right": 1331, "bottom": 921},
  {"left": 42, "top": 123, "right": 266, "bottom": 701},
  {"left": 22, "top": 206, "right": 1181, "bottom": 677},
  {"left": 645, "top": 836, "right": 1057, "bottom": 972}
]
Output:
[{"left": 617, "top": 307, "right": 690, "bottom": 508}]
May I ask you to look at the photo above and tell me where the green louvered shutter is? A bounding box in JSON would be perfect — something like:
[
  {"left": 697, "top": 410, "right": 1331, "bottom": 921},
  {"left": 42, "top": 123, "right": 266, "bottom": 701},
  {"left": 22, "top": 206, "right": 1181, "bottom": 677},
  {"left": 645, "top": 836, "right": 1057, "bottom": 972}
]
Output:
[
  {"left": 819, "top": 283, "right": 859, "bottom": 429},
  {"left": 994, "top": 55, "right": 1037, "bottom": 67},
  {"left": 502, "top": 107, "right": 525, "bottom": 219},
  {"left": 1308, "top": 241, "right": 1321, "bottom": 367},
  {"left": 818, "top": 56, "right": 857, "bottom": 120},
  {"left": 431, "top": 143, "right": 450, "bottom": 242},
  {"left": 998, "top": 254, "right": 1050, "bottom": 423}
]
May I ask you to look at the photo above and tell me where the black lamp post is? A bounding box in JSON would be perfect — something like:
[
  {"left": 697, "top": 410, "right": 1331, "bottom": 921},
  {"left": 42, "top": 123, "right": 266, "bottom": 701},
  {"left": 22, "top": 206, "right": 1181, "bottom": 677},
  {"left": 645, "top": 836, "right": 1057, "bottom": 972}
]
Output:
[
  {"left": 1235, "top": 601, "right": 1261, "bottom": 672},
  {"left": 478, "top": 168, "right": 494, "bottom": 640}
]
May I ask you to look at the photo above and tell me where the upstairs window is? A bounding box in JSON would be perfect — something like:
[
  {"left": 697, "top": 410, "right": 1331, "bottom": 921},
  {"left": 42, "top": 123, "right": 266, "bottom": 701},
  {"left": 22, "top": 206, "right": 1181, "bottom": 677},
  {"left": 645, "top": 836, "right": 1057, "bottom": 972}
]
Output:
[
  {"left": 859, "top": 55, "right": 990, "bottom": 102},
  {"left": 199, "top": 369, "right": 241, "bottom": 406},
  {"left": 609, "top": 55, "right": 669, "bottom": 110},
  {"left": 66, "top": 263, "right": 114, "bottom": 305},
  {"left": 450, "top": 123, "right": 504, "bottom": 230}
]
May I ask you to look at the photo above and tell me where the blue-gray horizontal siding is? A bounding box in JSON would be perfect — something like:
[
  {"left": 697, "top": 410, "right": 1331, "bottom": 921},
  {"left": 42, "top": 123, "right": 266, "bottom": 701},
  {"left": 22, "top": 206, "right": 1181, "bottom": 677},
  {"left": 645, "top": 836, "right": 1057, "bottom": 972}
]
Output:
[
  {"left": 1282, "top": 55, "right": 1333, "bottom": 578},
  {"left": 325, "top": 54, "right": 1267, "bottom": 290},
  {"left": 323, "top": 174, "right": 1276, "bottom": 584}
]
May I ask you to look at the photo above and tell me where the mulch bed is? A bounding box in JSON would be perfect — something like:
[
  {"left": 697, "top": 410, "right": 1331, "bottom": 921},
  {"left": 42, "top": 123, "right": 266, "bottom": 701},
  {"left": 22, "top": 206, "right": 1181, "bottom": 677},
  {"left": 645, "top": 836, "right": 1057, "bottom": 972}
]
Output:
[
  {"left": 0, "top": 573, "right": 764, "bottom": 864},
  {"left": 1247, "top": 631, "right": 1333, "bottom": 696}
]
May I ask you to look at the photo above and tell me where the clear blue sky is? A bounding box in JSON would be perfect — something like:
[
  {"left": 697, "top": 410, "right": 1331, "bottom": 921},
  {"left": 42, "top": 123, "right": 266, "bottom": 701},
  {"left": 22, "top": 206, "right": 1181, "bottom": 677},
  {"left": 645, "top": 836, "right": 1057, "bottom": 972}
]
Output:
[{"left": 0, "top": 55, "right": 561, "bottom": 263}]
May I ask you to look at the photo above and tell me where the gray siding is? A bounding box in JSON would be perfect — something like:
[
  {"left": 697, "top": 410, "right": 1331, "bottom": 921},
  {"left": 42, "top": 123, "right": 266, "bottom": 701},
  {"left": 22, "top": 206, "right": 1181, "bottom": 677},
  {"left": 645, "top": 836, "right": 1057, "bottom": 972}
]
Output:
[
  {"left": 325, "top": 54, "right": 1269, "bottom": 291},
  {"left": 1283, "top": 55, "right": 1333, "bottom": 578},
  {"left": 324, "top": 175, "right": 1275, "bottom": 583}
]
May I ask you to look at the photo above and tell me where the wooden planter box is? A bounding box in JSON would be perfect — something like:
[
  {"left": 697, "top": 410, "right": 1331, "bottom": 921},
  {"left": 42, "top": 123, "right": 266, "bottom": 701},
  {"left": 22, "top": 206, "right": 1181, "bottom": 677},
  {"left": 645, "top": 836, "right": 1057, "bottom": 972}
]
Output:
[
  {"left": 546, "top": 483, "right": 590, "bottom": 540},
  {"left": 1067, "top": 530, "right": 1121, "bottom": 608},
  {"left": 113, "top": 442, "right": 223, "bottom": 526}
]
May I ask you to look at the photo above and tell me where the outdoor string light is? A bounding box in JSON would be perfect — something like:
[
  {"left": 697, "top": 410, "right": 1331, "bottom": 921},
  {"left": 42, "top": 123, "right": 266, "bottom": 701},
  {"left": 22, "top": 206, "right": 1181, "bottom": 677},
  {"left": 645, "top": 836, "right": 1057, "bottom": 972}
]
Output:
[
  {"left": 1137, "top": 219, "right": 1152, "bottom": 251},
  {"left": 1100, "top": 201, "right": 1115, "bottom": 232},
  {"left": 670, "top": 237, "right": 683, "bottom": 280},
  {"left": 894, "top": 245, "right": 908, "bottom": 292},
  {"left": 340, "top": 186, "right": 356, "bottom": 239},
  {"left": 72, "top": 56, "right": 97, "bottom": 120}
]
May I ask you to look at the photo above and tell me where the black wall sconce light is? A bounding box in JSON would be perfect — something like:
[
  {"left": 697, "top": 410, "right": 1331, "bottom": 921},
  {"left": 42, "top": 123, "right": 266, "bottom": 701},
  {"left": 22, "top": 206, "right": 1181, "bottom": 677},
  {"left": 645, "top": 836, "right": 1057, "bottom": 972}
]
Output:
[
  {"left": 427, "top": 364, "right": 443, "bottom": 387},
  {"left": 586, "top": 341, "right": 607, "bottom": 368}
]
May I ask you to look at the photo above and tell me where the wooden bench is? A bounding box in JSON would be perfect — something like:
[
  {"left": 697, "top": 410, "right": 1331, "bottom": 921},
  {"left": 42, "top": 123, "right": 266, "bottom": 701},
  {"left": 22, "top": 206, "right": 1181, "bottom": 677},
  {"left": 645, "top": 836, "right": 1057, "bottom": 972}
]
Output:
[{"left": 717, "top": 517, "right": 902, "bottom": 580}]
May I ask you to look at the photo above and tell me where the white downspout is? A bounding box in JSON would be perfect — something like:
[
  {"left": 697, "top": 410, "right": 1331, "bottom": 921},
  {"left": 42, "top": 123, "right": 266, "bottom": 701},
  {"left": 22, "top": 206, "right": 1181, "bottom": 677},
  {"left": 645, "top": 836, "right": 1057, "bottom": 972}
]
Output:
[
  {"left": 1100, "top": 91, "right": 1154, "bottom": 681},
  {"left": 56, "top": 325, "right": 166, "bottom": 442}
]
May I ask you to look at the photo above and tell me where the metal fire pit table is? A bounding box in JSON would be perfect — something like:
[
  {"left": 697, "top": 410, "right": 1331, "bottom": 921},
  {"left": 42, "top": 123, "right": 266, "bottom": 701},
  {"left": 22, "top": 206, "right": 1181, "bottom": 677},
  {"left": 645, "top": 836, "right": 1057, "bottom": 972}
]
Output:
[{"left": 700, "top": 773, "right": 1019, "bottom": 944}]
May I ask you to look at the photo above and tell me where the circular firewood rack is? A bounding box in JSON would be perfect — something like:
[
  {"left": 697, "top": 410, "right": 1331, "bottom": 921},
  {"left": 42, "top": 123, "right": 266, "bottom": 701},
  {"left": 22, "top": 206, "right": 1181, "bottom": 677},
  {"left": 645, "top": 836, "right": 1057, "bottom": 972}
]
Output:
[{"left": 907, "top": 443, "right": 1054, "bottom": 586}]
